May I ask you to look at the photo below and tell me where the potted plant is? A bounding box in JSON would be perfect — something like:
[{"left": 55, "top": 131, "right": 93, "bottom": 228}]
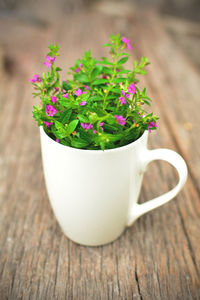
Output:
[{"left": 30, "top": 34, "right": 187, "bottom": 246}]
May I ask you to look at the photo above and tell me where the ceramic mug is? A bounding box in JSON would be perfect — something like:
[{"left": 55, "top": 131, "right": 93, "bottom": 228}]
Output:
[{"left": 40, "top": 127, "right": 187, "bottom": 246}]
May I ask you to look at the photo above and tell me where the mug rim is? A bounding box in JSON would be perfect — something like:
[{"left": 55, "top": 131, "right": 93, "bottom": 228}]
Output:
[{"left": 40, "top": 126, "right": 148, "bottom": 154}]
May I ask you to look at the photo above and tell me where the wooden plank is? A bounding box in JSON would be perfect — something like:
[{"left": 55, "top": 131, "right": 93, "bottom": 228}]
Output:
[
  {"left": 128, "top": 10, "right": 200, "bottom": 299},
  {"left": 0, "top": 8, "right": 199, "bottom": 300}
]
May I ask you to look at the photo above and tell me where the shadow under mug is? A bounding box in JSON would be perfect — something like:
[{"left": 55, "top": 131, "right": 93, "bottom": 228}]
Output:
[{"left": 40, "top": 127, "right": 188, "bottom": 246}]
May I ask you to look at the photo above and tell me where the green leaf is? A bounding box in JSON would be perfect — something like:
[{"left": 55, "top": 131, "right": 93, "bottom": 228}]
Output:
[
  {"left": 56, "top": 67, "right": 62, "bottom": 72},
  {"left": 103, "top": 43, "right": 113, "bottom": 47},
  {"left": 113, "top": 78, "right": 126, "bottom": 83},
  {"left": 88, "top": 95, "right": 103, "bottom": 101},
  {"left": 105, "top": 133, "right": 123, "bottom": 142},
  {"left": 59, "top": 109, "right": 72, "bottom": 124},
  {"left": 91, "top": 66, "right": 103, "bottom": 80},
  {"left": 92, "top": 79, "right": 109, "bottom": 85},
  {"left": 143, "top": 100, "right": 151, "bottom": 106},
  {"left": 62, "top": 81, "right": 72, "bottom": 91},
  {"left": 117, "top": 70, "right": 131, "bottom": 74},
  {"left": 67, "top": 119, "right": 79, "bottom": 134},
  {"left": 71, "top": 138, "right": 89, "bottom": 148},
  {"left": 74, "top": 74, "right": 90, "bottom": 83},
  {"left": 106, "top": 114, "right": 116, "bottom": 125},
  {"left": 107, "top": 95, "right": 117, "bottom": 100},
  {"left": 119, "top": 52, "right": 130, "bottom": 57},
  {"left": 102, "top": 67, "right": 113, "bottom": 74},
  {"left": 54, "top": 121, "right": 68, "bottom": 138},
  {"left": 77, "top": 114, "right": 89, "bottom": 123},
  {"left": 103, "top": 123, "right": 118, "bottom": 132},
  {"left": 111, "top": 87, "right": 121, "bottom": 93},
  {"left": 59, "top": 98, "right": 71, "bottom": 108},
  {"left": 118, "top": 56, "right": 129, "bottom": 65}
]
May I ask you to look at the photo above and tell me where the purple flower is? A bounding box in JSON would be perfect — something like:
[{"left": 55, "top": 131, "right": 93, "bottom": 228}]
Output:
[
  {"left": 45, "top": 105, "right": 57, "bottom": 116},
  {"left": 63, "top": 93, "right": 68, "bottom": 98},
  {"left": 99, "top": 122, "right": 104, "bottom": 131},
  {"left": 148, "top": 122, "right": 158, "bottom": 133},
  {"left": 121, "top": 89, "right": 130, "bottom": 99},
  {"left": 74, "top": 64, "right": 83, "bottom": 73},
  {"left": 43, "top": 121, "right": 53, "bottom": 127},
  {"left": 119, "top": 96, "right": 126, "bottom": 105},
  {"left": 80, "top": 101, "right": 87, "bottom": 106},
  {"left": 122, "top": 37, "right": 132, "bottom": 50},
  {"left": 83, "top": 85, "right": 90, "bottom": 90},
  {"left": 75, "top": 88, "right": 82, "bottom": 96},
  {"left": 81, "top": 123, "right": 93, "bottom": 131},
  {"left": 116, "top": 69, "right": 120, "bottom": 72},
  {"left": 75, "top": 67, "right": 80, "bottom": 73},
  {"left": 128, "top": 83, "right": 136, "bottom": 94},
  {"left": 114, "top": 115, "right": 126, "bottom": 126},
  {"left": 44, "top": 55, "right": 56, "bottom": 68},
  {"left": 121, "top": 90, "right": 125, "bottom": 96},
  {"left": 51, "top": 96, "right": 57, "bottom": 103},
  {"left": 30, "top": 74, "right": 42, "bottom": 83},
  {"left": 138, "top": 112, "right": 144, "bottom": 118},
  {"left": 56, "top": 139, "right": 60, "bottom": 143}
]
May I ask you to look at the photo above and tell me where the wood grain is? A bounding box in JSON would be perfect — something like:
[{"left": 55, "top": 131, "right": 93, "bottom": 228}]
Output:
[{"left": 0, "top": 5, "right": 199, "bottom": 300}]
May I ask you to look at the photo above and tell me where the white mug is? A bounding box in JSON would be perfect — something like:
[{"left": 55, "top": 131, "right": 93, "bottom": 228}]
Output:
[{"left": 40, "top": 127, "right": 187, "bottom": 246}]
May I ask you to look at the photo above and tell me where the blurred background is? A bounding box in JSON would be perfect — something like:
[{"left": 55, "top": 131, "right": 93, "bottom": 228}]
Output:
[
  {"left": 0, "top": 2, "right": 200, "bottom": 299},
  {"left": 0, "top": 0, "right": 199, "bottom": 77}
]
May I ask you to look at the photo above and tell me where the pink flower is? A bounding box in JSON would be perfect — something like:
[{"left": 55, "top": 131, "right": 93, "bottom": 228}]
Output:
[
  {"left": 56, "top": 139, "right": 60, "bottom": 143},
  {"left": 121, "top": 89, "right": 130, "bottom": 99},
  {"left": 63, "top": 93, "right": 68, "bottom": 98},
  {"left": 61, "top": 88, "right": 65, "bottom": 93},
  {"left": 75, "top": 88, "right": 87, "bottom": 97},
  {"left": 103, "top": 75, "right": 108, "bottom": 79},
  {"left": 93, "top": 130, "right": 97, "bottom": 134},
  {"left": 50, "top": 96, "right": 57, "bottom": 103},
  {"left": 45, "top": 105, "right": 57, "bottom": 116},
  {"left": 30, "top": 74, "right": 42, "bottom": 83},
  {"left": 138, "top": 112, "right": 144, "bottom": 118},
  {"left": 114, "top": 115, "right": 126, "bottom": 126},
  {"left": 80, "top": 101, "right": 87, "bottom": 106},
  {"left": 83, "top": 85, "right": 90, "bottom": 90},
  {"left": 148, "top": 122, "right": 158, "bottom": 133},
  {"left": 99, "top": 122, "right": 104, "bottom": 131},
  {"left": 75, "top": 88, "right": 82, "bottom": 96},
  {"left": 116, "top": 69, "right": 120, "bottom": 72},
  {"left": 43, "top": 121, "right": 53, "bottom": 127},
  {"left": 44, "top": 55, "right": 56, "bottom": 68},
  {"left": 128, "top": 83, "right": 136, "bottom": 94},
  {"left": 119, "top": 96, "right": 126, "bottom": 105},
  {"left": 122, "top": 37, "right": 132, "bottom": 50},
  {"left": 74, "top": 64, "right": 83, "bottom": 73},
  {"left": 54, "top": 87, "right": 59, "bottom": 92},
  {"left": 81, "top": 123, "right": 93, "bottom": 131}
]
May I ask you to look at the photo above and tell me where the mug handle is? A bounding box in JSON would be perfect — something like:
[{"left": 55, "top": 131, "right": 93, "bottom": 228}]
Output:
[{"left": 127, "top": 148, "right": 188, "bottom": 226}]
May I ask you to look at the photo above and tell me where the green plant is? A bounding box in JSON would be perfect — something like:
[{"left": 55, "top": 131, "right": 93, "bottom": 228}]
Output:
[{"left": 30, "top": 33, "right": 158, "bottom": 150}]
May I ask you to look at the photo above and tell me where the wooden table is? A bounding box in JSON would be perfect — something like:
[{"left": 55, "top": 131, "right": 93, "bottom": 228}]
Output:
[{"left": 0, "top": 5, "right": 199, "bottom": 300}]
